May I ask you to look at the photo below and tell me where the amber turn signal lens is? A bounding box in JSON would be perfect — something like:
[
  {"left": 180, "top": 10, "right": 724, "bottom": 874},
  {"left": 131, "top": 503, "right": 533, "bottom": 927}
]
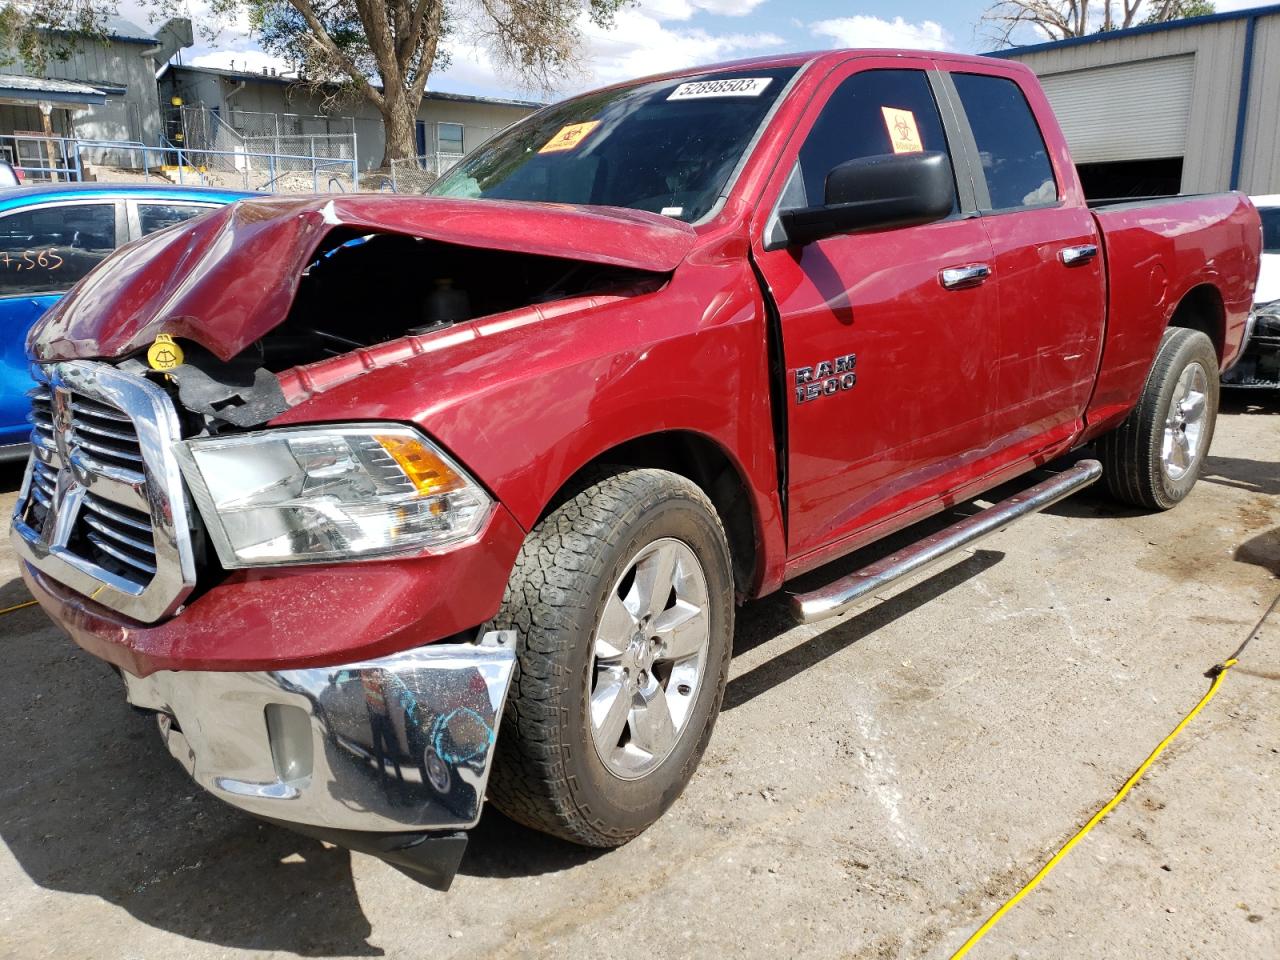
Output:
[{"left": 376, "top": 435, "right": 467, "bottom": 495}]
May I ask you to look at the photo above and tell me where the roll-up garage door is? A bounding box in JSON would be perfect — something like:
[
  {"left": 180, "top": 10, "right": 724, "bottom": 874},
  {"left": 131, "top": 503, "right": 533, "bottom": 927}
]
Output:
[{"left": 1039, "top": 55, "right": 1195, "bottom": 164}]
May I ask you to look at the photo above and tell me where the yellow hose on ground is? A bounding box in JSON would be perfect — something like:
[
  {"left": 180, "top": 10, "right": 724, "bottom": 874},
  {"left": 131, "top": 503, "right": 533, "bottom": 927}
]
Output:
[
  {"left": 949, "top": 590, "right": 1276, "bottom": 959},
  {"left": 0, "top": 598, "right": 36, "bottom": 616}
]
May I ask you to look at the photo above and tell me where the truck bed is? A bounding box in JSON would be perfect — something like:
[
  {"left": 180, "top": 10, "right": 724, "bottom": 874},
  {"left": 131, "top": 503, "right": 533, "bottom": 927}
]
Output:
[{"left": 1084, "top": 191, "right": 1260, "bottom": 434}]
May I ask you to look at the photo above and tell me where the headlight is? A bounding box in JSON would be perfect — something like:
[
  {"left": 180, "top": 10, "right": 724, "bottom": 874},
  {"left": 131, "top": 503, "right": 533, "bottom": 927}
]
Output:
[{"left": 177, "top": 425, "right": 491, "bottom": 567}]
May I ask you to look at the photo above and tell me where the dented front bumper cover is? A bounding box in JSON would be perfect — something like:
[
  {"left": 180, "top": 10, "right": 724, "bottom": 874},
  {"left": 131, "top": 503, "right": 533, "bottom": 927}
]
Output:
[{"left": 123, "top": 631, "right": 517, "bottom": 889}]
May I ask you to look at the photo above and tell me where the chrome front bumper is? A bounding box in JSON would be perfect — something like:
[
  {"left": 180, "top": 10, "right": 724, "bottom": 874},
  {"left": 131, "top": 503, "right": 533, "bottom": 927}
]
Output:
[{"left": 123, "top": 632, "right": 516, "bottom": 833}]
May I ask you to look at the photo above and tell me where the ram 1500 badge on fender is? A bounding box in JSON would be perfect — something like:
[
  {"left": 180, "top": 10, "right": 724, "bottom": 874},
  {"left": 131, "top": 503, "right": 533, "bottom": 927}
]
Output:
[{"left": 12, "top": 51, "right": 1260, "bottom": 889}]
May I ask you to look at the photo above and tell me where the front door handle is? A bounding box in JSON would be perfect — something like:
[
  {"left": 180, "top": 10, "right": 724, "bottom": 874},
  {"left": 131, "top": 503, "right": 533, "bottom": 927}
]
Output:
[
  {"left": 939, "top": 263, "right": 991, "bottom": 289},
  {"left": 1059, "top": 243, "right": 1099, "bottom": 265}
]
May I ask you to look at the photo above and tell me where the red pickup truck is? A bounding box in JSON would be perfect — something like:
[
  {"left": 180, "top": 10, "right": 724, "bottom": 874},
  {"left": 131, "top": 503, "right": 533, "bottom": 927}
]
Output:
[{"left": 13, "top": 51, "right": 1259, "bottom": 888}]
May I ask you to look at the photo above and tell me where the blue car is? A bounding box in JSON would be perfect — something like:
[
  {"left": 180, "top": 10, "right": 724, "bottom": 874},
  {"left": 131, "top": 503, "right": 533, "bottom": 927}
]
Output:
[{"left": 0, "top": 183, "right": 252, "bottom": 460}]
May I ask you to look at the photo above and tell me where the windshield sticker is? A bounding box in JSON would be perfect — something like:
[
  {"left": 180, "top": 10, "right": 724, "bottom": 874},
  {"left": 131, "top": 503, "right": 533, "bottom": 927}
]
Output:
[
  {"left": 881, "top": 107, "right": 924, "bottom": 154},
  {"left": 660, "top": 206, "right": 684, "bottom": 217},
  {"left": 539, "top": 120, "right": 601, "bottom": 154},
  {"left": 667, "top": 77, "right": 773, "bottom": 100}
]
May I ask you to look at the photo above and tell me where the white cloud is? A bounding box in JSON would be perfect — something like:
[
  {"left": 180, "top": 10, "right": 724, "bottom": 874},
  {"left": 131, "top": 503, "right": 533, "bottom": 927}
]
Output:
[
  {"left": 640, "top": 0, "right": 771, "bottom": 19},
  {"left": 128, "top": 0, "right": 788, "bottom": 102},
  {"left": 436, "top": 1, "right": 786, "bottom": 96},
  {"left": 580, "top": 8, "right": 784, "bottom": 87},
  {"left": 810, "top": 15, "right": 952, "bottom": 51},
  {"left": 642, "top": 0, "right": 697, "bottom": 21},
  {"left": 692, "top": 0, "right": 771, "bottom": 15}
]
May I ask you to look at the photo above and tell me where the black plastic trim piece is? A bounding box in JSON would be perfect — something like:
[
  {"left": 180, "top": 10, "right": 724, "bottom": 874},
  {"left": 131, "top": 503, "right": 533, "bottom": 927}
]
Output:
[{"left": 257, "top": 816, "right": 469, "bottom": 891}]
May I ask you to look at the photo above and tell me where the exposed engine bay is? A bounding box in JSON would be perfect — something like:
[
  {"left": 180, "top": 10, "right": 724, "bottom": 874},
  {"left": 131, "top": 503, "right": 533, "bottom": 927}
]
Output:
[{"left": 143, "top": 230, "right": 662, "bottom": 431}]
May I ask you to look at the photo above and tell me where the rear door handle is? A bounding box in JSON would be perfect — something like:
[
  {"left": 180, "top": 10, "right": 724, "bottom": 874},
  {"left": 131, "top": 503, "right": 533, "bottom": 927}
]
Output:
[
  {"left": 939, "top": 263, "right": 991, "bottom": 289},
  {"left": 1059, "top": 243, "right": 1099, "bottom": 265}
]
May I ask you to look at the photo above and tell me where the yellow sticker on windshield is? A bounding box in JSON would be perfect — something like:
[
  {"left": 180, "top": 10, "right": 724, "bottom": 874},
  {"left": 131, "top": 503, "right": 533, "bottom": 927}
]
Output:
[
  {"left": 539, "top": 121, "right": 600, "bottom": 154},
  {"left": 881, "top": 107, "right": 923, "bottom": 154}
]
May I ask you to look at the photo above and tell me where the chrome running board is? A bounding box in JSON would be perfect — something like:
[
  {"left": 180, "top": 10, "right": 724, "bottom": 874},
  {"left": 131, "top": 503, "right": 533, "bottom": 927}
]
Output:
[{"left": 789, "top": 459, "right": 1104, "bottom": 624}]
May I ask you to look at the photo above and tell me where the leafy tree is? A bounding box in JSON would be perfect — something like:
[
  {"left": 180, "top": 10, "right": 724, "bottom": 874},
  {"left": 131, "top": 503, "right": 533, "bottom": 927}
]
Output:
[
  {"left": 1140, "top": 0, "right": 1215, "bottom": 25},
  {"left": 983, "top": 0, "right": 1215, "bottom": 45},
  {"left": 0, "top": 0, "right": 629, "bottom": 165}
]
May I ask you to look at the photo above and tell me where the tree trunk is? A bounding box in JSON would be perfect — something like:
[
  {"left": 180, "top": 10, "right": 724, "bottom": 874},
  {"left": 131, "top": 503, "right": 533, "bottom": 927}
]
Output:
[{"left": 379, "top": 89, "right": 419, "bottom": 167}]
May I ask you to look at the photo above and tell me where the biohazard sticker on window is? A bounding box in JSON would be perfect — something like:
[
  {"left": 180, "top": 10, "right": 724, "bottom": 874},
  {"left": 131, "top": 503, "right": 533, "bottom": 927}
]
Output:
[
  {"left": 539, "top": 120, "right": 601, "bottom": 154},
  {"left": 881, "top": 107, "right": 924, "bottom": 154},
  {"left": 667, "top": 77, "right": 773, "bottom": 100}
]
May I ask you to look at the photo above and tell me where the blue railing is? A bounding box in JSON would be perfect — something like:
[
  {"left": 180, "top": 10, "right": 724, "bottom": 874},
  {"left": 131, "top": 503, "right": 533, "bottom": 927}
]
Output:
[{"left": 1, "top": 135, "right": 360, "bottom": 193}]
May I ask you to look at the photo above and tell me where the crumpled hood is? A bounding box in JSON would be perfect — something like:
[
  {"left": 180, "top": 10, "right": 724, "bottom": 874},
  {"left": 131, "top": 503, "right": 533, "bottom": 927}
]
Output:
[{"left": 32, "top": 194, "right": 697, "bottom": 362}]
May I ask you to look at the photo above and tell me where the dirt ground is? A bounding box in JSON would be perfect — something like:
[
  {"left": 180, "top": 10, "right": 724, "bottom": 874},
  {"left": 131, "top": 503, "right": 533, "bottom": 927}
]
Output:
[{"left": 1, "top": 395, "right": 1276, "bottom": 960}]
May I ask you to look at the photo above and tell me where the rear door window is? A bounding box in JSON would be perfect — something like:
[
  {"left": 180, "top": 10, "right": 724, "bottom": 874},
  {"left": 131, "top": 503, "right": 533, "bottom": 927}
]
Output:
[
  {"left": 138, "top": 202, "right": 215, "bottom": 236},
  {"left": 0, "top": 203, "right": 117, "bottom": 296},
  {"left": 794, "top": 68, "right": 957, "bottom": 211},
  {"left": 951, "top": 73, "right": 1058, "bottom": 210}
]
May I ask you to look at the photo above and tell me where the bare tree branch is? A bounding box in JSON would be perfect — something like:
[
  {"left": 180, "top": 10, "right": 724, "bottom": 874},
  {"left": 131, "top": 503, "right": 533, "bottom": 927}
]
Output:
[{"left": 981, "top": 0, "right": 1214, "bottom": 46}]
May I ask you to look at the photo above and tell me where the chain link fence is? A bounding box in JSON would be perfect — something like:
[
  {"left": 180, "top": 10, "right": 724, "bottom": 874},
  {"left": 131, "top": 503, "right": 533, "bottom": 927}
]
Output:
[
  {"left": 173, "top": 105, "right": 358, "bottom": 189},
  {"left": 381, "top": 153, "right": 465, "bottom": 193}
]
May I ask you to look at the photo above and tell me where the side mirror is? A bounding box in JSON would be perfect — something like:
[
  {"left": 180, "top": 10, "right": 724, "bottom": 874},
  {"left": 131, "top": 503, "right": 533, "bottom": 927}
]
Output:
[{"left": 779, "top": 151, "right": 955, "bottom": 246}]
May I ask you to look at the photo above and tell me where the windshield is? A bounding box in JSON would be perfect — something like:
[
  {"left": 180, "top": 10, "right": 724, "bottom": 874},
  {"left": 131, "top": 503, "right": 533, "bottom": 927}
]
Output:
[
  {"left": 1261, "top": 207, "right": 1280, "bottom": 254},
  {"left": 430, "top": 67, "right": 798, "bottom": 223}
]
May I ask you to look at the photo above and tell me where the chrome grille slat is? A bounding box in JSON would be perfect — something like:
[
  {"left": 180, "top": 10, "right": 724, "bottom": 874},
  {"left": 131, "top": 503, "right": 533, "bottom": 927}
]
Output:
[
  {"left": 77, "top": 467, "right": 149, "bottom": 512},
  {"left": 71, "top": 433, "right": 145, "bottom": 465},
  {"left": 31, "top": 465, "right": 55, "bottom": 493},
  {"left": 70, "top": 399, "right": 132, "bottom": 423},
  {"left": 71, "top": 419, "right": 138, "bottom": 443},
  {"left": 82, "top": 513, "right": 157, "bottom": 558},
  {"left": 85, "top": 531, "right": 158, "bottom": 576},
  {"left": 82, "top": 494, "right": 153, "bottom": 533}
]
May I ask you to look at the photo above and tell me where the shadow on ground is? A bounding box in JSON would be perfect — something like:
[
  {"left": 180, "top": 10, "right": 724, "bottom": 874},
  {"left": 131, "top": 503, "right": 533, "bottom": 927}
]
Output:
[
  {"left": 1236, "top": 526, "right": 1280, "bottom": 576},
  {"left": 1220, "top": 389, "right": 1280, "bottom": 417},
  {"left": 0, "top": 583, "right": 384, "bottom": 955},
  {"left": 0, "top": 502, "right": 1015, "bottom": 956},
  {"left": 0, "top": 444, "right": 1215, "bottom": 952}
]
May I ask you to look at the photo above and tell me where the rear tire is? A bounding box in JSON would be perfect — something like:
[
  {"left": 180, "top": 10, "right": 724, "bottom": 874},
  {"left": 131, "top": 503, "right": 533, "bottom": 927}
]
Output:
[
  {"left": 1097, "top": 327, "right": 1218, "bottom": 510},
  {"left": 486, "top": 467, "right": 734, "bottom": 847}
]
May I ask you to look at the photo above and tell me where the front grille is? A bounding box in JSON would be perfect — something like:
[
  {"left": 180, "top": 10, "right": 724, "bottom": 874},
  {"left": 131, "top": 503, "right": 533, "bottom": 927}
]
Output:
[
  {"left": 11, "top": 361, "right": 197, "bottom": 623},
  {"left": 69, "top": 394, "right": 145, "bottom": 473},
  {"left": 29, "top": 385, "right": 54, "bottom": 453},
  {"left": 22, "top": 457, "right": 57, "bottom": 532},
  {"left": 76, "top": 492, "right": 158, "bottom": 584}
]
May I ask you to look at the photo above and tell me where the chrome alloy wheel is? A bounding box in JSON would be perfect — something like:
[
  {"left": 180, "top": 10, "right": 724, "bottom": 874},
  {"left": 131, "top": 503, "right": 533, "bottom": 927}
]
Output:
[
  {"left": 1162, "top": 361, "right": 1209, "bottom": 481},
  {"left": 589, "top": 538, "right": 711, "bottom": 780}
]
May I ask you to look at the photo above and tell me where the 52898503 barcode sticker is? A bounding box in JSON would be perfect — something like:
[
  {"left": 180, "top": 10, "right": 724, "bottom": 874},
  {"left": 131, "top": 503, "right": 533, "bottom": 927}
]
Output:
[{"left": 667, "top": 78, "right": 773, "bottom": 100}]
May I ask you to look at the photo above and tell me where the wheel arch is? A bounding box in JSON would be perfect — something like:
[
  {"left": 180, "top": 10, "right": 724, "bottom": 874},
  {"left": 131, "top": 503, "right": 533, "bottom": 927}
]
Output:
[
  {"left": 1167, "top": 282, "right": 1226, "bottom": 364},
  {"left": 542, "top": 429, "right": 765, "bottom": 601}
]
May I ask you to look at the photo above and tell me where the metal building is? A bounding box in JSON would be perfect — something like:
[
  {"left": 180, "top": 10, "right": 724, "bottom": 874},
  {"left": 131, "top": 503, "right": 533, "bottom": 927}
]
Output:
[
  {"left": 995, "top": 4, "right": 1280, "bottom": 198},
  {"left": 158, "top": 64, "right": 539, "bottom": 175},
  {"left": 0, "top": 17, "right": 191, "bottom": 146}
]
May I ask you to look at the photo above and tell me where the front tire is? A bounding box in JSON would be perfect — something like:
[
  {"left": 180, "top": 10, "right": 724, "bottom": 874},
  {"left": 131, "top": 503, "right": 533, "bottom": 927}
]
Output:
[
  {"left": 1098, "top": 327, "right": 1219, "bottom": 510},
  {"left": 486, "top": 467, "right": 734, "bottom": 847}
]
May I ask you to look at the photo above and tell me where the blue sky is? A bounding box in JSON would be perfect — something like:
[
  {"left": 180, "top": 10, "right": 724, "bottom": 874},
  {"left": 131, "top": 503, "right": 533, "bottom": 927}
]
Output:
[{"left": 131, "top": 0, "right": 1272, "bottom": 100}]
